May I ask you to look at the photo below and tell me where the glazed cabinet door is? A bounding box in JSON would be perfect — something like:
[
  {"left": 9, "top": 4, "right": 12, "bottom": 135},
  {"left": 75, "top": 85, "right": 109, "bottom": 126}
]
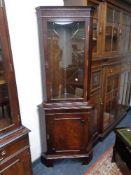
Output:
[
  {"left": 103, "top": 4, "right": 121, "bottom": 55},
  {"left": 0, "top": 0, "right": 21, "bottom": 134},
  {"left": 46, "top": 114, "right": 91, "bottom": 153},
  {"left": 87, "top": 1, "right": 103, "bottom": 58},
  {"left": 0, "top": 149, "right": 32, "bottom": 175},
  {"left": 102, "top": 65, "right": 120, "bottom": 130},
  {"left": 103, "top": 76, "right": 116, "bottom": 129},
  {"left": 102, "top": 63, "right": 131, "bottom": 131}
]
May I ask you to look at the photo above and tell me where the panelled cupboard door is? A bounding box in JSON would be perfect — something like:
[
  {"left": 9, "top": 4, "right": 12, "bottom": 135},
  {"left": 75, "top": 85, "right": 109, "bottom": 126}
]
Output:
[
  {"left": 0, "top": 149, "right": 32, "bottom": 175},
  {"left": 46, "top": 114, "right": 90, "bottom": 153}
]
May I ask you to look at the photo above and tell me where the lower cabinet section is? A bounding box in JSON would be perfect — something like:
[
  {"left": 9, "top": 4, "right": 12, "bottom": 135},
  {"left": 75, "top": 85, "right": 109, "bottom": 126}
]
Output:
[
  {"left": 46, "top": 114, "right": 91, "bottom": 153},
  {"left": 0, "top": 149, "right": 31, "bottom": 175},
  {"left": 40, "top": 103, "right": 94, "bottom": 166},
  {"left": 0, "top": 127, "right": 32, "bottom": 175}
]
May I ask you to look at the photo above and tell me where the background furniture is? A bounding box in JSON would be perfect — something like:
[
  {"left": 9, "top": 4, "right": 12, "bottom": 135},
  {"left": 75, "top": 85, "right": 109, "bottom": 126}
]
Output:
[
  {"left": 64, "top": 0, "right": 131, "bottom": 140},
  {"left": 0, "top": 1, "right": 32, "bottom": 174}
]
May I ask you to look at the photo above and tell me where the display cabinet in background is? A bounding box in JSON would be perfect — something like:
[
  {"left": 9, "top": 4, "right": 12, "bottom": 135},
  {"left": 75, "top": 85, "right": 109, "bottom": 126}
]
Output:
[
  {"left": 0, "top": 1, "right": 32, "bottom": 174},
  {"left": 36, "top": 6, "right": 95, "bottom": 166},
  {"left": 64, "top": 0, "right": 131, "bottom": 140}
]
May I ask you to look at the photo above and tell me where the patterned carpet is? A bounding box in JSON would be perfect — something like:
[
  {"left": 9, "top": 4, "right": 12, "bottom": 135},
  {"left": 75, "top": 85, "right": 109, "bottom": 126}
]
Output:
[{"left": 84, "top": 147, "right": 130, "bottom": 175}]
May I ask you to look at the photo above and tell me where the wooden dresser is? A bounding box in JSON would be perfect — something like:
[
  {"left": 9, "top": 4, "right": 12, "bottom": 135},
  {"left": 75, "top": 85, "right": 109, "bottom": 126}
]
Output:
[
  {"left": 65, "top": 0, "right": 131, "bottom": 139},
  {"left": 0, "top": 1, "right": 32, "bottom": 174}
]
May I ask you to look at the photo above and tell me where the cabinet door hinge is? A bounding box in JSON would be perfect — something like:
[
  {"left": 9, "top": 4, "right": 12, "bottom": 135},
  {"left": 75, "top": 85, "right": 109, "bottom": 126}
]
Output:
[{"left": 0, "top": 0, "right": 3, "bottom": 7}]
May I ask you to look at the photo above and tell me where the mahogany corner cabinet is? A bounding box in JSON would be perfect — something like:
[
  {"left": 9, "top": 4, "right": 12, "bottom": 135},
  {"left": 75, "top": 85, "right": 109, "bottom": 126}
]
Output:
[{"left": 36, "top": 6, "right": 95, "bottom": 166}]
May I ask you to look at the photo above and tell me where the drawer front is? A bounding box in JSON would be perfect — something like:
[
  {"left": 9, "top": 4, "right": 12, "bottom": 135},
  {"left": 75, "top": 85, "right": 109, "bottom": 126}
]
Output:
[{"left": 0, "top": 136, "right": 29, "bottom": 162}]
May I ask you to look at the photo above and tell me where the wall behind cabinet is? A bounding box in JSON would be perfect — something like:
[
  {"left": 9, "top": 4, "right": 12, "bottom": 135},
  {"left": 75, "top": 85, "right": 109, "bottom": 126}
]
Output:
[{"left": 4, "top": 0, "right": 64, "bottom": 162}]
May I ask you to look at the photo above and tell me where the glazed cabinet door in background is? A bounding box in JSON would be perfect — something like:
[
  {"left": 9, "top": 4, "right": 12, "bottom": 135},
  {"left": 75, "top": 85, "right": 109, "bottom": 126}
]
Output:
[
  {"left": 102, "top": 3, "right": 121, "bottom": 55},
  {"left": 0, "top": 2, "right": 32, "bottom": 175},
  {"left": 101, "top": 63, "right": 131, "bottom": 133},
  {"left": 46, "top": 114, "right": 92, "bottom": 154},
  {"left": 0, "top": 1, "right": 20, "bottom": 134}
]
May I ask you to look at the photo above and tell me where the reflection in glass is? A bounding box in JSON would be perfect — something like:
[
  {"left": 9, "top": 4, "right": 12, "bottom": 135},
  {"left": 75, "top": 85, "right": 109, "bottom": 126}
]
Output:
[
  {"left": 105, "top": 7, "right": 113, "bottom": 51},
  {"left": 0, "top": 39, "right": 11, "bottom": 130},
  {"left": 112, "top": 10, "right": 120, "bottom": 51},
  {"left": 92, "top": 7, "right": 98, "bottom": 53},
  {"left": 104, "top": 100, "right": 110, "bottom": 129},
  {"left": 122, "top": 14, "right": 131, "bottom": 52},
  {"left": 47, "top": 21, "right": 85, "bottom": 99},
  {"left": 105, "top": 8, "right": 120, "bottom": 52}
]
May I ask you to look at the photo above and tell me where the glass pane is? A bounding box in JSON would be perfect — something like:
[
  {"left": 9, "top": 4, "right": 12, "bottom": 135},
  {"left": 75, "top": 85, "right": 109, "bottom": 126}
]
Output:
[
  {"left": 113, "top": 75, "right": 119, "bottom": 90},
  {"left": 0, "top": 39, "right": 12, "bottom": 130},
  {"left": 110, "top": 90, "right": 117, "bottom": 122},
  {"left": 114, "top": 10, "right": 120, "bottom": 24},
  {"left": 122, "top": 72, "right": 129, "bottom": 111},
  {"left": 125, "top": 72, "right": 131, "bottom": 106},
  {"left": 92, "top": 7, "right": 98, "bottom": 53},
  {"left": 93, "top": 19, "right": 98, "bottom": 53},
  {"left": 118, "top": 72, "right": 126, "bottom": 113},
  {"left": 47, "top": 21, "right": 85, "bottom": 99},
  {"left": 106, "top": 76, "right": 113, "bottom": 93},
  {"left": 128, "top": 26, "right": 131, "bottom": 51},
  {"left": 105, "top": 8, "right": 114, "bottom": 51},
  {"left": 125, "top": 26, "right": 130, "bottom": 51},
  {"left": 121, "top": 14, "right": 130, "bottom": 52},
  {"left": 112, "top": 10, "right": 120, "bottom": 51},
  {"left": 121, "top": 25, "right": 127, "bottom": 51},
  {"left": 103, "top": 100, "right": 111, "bottom": 129},
  {"left": 112, "top": 25, "right": 119, "bottom": 51}
]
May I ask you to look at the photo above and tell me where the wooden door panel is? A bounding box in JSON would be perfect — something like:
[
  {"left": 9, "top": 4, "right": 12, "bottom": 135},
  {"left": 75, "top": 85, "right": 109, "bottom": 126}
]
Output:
[
  {"left": 1, "top": 159, "right": 24, "bottom": 175},
  {"left": 47, "top": 114, "right": 89, "bottom": 152}
]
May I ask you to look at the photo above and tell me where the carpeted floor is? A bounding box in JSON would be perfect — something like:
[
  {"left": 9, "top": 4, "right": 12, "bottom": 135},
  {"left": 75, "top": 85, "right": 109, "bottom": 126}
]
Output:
[
  {"left": 84, "top": 147, "right": 122, "bottom": 175},
  {"left": 33, "top": 109, "right": 131, "bottom": 175}
]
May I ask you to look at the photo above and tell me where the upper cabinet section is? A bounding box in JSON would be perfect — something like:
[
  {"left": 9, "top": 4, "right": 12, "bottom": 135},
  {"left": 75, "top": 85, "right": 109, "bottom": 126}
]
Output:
[
  {"left": 98, "top": 2, "right": 131, "bottom": 57},
  {"left": 87, "top": 1, "right": 131, "bottom": 58},
  {"left": 36, "top": 7, "right": 94, "bottom": 101},
  {"left": 63, "top": 0, "right": 131, "bottom": 59},
  {"left": 102, "top": 3, "right": 131, "bottom": 56},
  {"left": 0, "top": 3, "right": 21, "bottom": 134},
  {"left": 104, "top": 6, "right": 121, "bottom": 53}
]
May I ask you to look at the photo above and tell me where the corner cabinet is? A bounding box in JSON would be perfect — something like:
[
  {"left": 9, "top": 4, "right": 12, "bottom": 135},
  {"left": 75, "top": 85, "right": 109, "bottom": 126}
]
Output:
[
  {"left": 36, "top": 6, "right": 95, "bottom": 166},
  {"left": 0, "top": 1, "right": 32, "bottom": 174}
]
